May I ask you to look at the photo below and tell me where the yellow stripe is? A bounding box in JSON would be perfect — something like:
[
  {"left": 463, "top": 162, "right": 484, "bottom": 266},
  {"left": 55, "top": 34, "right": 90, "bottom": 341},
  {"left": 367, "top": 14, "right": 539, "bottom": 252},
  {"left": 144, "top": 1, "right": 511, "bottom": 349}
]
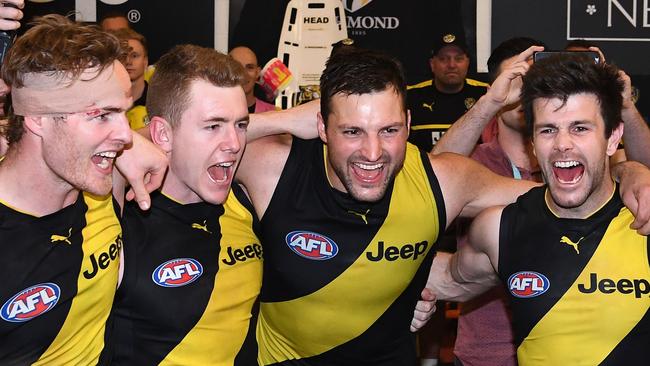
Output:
[
  {"left": 407, "top": 78, "right": 489, "bottom": 90},
  {"left": 162, "top": 190, "right": 262, "bottom": 365},
  {"left": 466, "top": 78, "right": 490, "bottom": 87},
  {"left": 407, "top": 79, "right": 432, "bottom": 90},
  {"left": 518, "top": 208, "right": 650, "bottom": 365},
  {"left": 411, "top": 124, "right": 452, "bottom": 131},
  {"left": 257, "top": 144, "right": 441, "bottom": 363},
  {"left": 36, "top": 193, "right": 120, "bottom": 365}
]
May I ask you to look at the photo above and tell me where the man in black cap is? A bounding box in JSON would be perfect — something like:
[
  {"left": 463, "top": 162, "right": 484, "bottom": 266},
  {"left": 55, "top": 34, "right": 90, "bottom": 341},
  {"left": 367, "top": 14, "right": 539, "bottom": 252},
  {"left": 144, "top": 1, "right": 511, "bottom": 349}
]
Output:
[{"left": 407, "top": 32, "right": 488, "bottom": 152}]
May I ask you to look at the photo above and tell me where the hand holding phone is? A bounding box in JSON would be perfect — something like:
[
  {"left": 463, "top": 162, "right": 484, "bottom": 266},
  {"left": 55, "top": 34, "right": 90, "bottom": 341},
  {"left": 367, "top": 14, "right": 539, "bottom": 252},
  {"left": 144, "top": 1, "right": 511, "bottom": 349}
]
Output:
[{"left": 533, "top": 51, "right": 601, "bottom": 64}]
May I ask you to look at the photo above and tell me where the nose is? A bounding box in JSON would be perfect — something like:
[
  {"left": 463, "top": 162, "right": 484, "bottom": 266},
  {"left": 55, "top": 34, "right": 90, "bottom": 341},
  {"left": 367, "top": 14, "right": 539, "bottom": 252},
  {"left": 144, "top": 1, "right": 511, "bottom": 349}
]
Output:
[
  {"left": 220, "top": 123, "right": 242, "bottom": 154},
  {"left": 553, "top": 129, "right": 573, "bottom": 152},
  {"left": 112, "top": 113, "right": 133, "bottom": 146},
  {"left": 360, "top": 135, "right": 382, "bottom": 162}
]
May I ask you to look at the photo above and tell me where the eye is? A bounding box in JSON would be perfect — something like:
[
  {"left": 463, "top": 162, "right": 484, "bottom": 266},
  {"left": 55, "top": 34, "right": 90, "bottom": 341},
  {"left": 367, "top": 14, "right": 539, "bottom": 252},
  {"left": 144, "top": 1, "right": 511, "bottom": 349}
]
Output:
[
  {"left": 538, "top": 127, "right": 555, "bottom": 135},
  {"left": 573, "top": 126, "right": 589, "bottom": 133},
  {"left": 206, "top": 123, "right": 220, "bottom": 131},
  {"left": 93, "top": 112, "right": 111, "bottom": 122},
  {"left": 343, "top": 128, "right": 360, "bottom": 136},
  {"left": 237, "top": 121, "right": 249, "bottom": 130}
]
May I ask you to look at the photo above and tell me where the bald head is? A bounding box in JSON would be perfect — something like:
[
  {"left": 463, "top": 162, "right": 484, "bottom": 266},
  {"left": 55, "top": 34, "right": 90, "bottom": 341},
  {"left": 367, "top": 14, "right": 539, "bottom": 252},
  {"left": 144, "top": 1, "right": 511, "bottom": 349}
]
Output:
[{"left": 229, "top": 46, "right": 260, "bottom": 98}]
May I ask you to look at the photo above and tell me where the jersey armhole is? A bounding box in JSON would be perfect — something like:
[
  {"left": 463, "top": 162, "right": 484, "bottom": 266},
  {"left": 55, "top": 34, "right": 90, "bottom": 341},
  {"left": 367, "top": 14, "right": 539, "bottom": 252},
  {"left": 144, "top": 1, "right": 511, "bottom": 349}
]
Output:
[{"left": 420, "top": 149, "right": 447, "bottom": 234}]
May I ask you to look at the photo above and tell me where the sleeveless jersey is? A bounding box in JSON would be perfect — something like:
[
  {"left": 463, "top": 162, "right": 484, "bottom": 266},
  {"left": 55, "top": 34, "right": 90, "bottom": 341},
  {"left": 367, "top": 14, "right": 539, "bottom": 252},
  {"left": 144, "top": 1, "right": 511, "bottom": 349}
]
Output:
[
  {"left": 257, "top": 138, "right": 446, "bottom": 365},
  {"left": 0, "top": 193, "right": 121, "bottom": 365},
  {"left": 498, "top": 186, "right": 650, "bottom": 366},
  {"left": 109, "top": 185, "right": 262, "bottom": 366}
]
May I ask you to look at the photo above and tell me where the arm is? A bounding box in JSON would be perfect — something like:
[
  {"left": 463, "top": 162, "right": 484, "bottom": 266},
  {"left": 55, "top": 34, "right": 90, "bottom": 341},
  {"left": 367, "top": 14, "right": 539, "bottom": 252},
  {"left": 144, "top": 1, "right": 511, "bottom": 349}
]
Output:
[
  {"left": 611, "top": 160, "right": 650, "bottom": 234},
  {"left": 425, "top": 206, "right": 503, "bottom": 302},
  {"left": 433, "top": 45, "right": 543, "bottom": 156},
  {"left": 429, "top": 152, "right": 537, "bottom": 225},
  {"left": 246, "top": 99, "right": 319, "bottom": 142},
  {"left": 113, "top": 132, "right": 167, "bottom": 211},
  {"left": 618, "top": 70, "right": 650, "bottom": 167},
  {"left": 236, "top": 134, "right": 292, "bottom": 218}
]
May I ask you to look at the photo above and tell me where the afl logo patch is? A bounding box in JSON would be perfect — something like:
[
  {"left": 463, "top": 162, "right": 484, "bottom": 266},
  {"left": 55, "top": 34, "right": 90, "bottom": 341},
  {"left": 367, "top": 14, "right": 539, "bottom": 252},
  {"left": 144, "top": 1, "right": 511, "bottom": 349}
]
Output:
[
  {"left": 152, "top": 258, "right": 203, "bottom": 287},
  {"left": 1, "top": 283, "right": 60, "bottom": 323},
  {"left": 508, "top": 271, "right": 550, "bottom": 298},
  {"left": 286, "top": 231, "right": 339, "bottom": 260}
]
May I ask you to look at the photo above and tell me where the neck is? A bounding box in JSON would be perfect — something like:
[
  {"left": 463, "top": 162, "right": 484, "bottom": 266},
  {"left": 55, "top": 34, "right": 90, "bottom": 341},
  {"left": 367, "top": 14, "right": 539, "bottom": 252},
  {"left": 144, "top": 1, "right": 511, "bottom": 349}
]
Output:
[
  {"left": 246, "top": 92, "right": 256, "bottom": 108},
  {"left": 0, "top": 142, "right": 79, "bottom": 216},
  {"left": 160, "top": 163, "right": 201, "bottom": 205},
  {"left": 545, "top": 177, "right": 616, "bottom": 219},
  {"left": 497, "top": 118, "right": 536, "bottom": 172},
  {"left": 131, "top": 77, "right": 145, "bottom": 102},
  {"left": 434, "top": 78, "right": 464, "bottom": 94}
]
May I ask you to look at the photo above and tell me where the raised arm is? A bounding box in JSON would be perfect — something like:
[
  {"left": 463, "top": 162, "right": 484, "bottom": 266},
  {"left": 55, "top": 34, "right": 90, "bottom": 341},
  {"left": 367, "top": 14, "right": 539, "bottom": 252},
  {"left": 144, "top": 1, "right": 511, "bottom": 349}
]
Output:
[
  {"left": 433, "top": 45, "right": 543, "bottom": 156},
  {"left": 246, "top": 99, "right": 319, "bottom": 142},
  {"left": 618, "top": 70, "right": 650, "bottom": 167},
  {"left": 426, "top": 206, "right": 503, "bottom": 302}
]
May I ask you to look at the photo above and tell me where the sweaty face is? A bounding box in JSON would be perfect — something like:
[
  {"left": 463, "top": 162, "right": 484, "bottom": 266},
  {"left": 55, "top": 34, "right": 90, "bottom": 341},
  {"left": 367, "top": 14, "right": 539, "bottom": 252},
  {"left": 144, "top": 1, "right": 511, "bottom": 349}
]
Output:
[
  {"left": 229, "top": 47, "right": 260, "bottom": 97},
  {"left": 430, "top": 45, "right": 469, "bottom": 92},
  {"left": 125, "top": 39, "right": 148, "bottom": 82},
  {"left": 318, "top": 88, "right": 409, "bottom": 202},
  {"left": 532, "top": 93, "right": 621, "bottom": 218},
  {"left": 40, "top": 63, "right": 133, "bottom": 196},
  {"left": 163, "top": 81, "right": 248, "bottom": 205}
]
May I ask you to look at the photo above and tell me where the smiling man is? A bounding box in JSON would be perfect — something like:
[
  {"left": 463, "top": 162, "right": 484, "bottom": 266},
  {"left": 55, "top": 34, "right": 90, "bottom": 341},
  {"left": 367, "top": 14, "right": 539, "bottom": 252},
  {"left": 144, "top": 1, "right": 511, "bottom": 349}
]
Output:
[
  {"left": 0, "top": 14, "right": 165, "bottom": 365},
  {"left": 235, "top": 47, "right": 541, "bottom": 366},
  {"left": 427, "top": 54, "right": 650, "bottom": 366}
]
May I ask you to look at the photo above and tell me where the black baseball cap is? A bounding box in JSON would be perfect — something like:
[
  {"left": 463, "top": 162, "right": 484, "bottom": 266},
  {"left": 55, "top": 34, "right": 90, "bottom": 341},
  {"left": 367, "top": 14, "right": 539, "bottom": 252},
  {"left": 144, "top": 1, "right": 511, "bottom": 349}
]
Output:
[{"left": 431, "top": 33, "right": 468, "bottom": 56}]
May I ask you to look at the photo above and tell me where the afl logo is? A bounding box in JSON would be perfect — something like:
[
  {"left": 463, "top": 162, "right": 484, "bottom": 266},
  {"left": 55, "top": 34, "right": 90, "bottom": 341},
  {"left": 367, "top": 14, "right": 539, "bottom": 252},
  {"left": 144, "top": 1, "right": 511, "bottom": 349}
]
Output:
[
  {"left": 285, "top": 231, "right": 338, "bottom": 260},
  {"left": 1, "top": 283, "right": 60, "bottom": 323},
  {"left": 508, "top": 271, "right": 550, "bottom": 298},
  {"left": 152, "top": 258, "right": 203, "bottom": 288}
]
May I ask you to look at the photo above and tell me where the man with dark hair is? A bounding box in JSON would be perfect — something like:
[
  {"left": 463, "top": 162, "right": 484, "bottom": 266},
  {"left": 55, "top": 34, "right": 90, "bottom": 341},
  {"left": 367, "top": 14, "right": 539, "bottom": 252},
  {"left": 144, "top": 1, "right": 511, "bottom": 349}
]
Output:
[
  {"left": 235, "top": 47, "right": 536, "bottom": 365},
  {"left": 428, "top": 54, "right": 650, "bottom": 365},
  {"left": 407, "top": 32, "right": 488, "bottom": 151},
  {"left": 112, "top": 28, "right": 149, "bottom": 129},
  {"left": 0, "top": 14, "right": 165, "bottom": 364},
  {"left": 434, "top": 37, "right": 545, "bottom": 366}
]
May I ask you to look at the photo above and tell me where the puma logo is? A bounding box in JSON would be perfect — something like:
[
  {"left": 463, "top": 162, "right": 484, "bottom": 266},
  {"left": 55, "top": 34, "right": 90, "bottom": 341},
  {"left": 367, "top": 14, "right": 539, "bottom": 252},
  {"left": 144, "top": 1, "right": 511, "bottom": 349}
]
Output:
[
  {"left": 191, "top": 220, "right": 211, "bottom": 234},
  {"left": 348, "top": 209, "right": 370, "bottom": 225},
  {"left": 422, "top": 102, "right": 433, "bottom": 111},
  {"left": 560, "top": 236, "right": 584, "bottom": 254},
  {"left": 51, "top": 228, "right": 72, "bottom": 245}
]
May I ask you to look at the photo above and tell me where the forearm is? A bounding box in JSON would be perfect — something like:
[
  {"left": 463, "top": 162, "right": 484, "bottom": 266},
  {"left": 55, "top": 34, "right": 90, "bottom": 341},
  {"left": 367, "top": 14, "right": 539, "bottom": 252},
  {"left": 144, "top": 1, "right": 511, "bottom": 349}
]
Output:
[
  {"left": 432, "top": 94, "right": 502, "bottom": 156},
  {"left": 621, "top": 104, "right": 650, "bottom": 167},
  {"left": 247, "top": 100, "right": 319, "bottom": 142},
  {"left": 426, "top": 252, "right": 495, "bottom": 302}
]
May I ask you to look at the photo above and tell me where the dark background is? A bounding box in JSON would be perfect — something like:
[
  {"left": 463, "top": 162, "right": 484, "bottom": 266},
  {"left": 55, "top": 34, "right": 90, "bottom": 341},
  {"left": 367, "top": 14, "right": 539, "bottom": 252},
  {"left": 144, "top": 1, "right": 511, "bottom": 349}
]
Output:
[{"left": 20, "top": 0, "right": 650, "bottom": 118}]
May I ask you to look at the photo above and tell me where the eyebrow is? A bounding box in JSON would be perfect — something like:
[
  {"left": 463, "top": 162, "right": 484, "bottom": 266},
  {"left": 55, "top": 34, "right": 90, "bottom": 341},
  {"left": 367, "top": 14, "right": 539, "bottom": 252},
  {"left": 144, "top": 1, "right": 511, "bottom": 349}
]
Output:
[{"left": 203, "top": 114, "right": 250, "bottom": 123}]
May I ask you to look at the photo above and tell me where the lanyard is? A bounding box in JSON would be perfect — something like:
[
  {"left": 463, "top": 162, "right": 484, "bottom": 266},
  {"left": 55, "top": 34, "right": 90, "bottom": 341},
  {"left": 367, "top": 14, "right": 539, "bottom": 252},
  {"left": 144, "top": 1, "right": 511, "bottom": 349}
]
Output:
[{"left": 510, "top": 160, "right": 522, "bottom": 180}]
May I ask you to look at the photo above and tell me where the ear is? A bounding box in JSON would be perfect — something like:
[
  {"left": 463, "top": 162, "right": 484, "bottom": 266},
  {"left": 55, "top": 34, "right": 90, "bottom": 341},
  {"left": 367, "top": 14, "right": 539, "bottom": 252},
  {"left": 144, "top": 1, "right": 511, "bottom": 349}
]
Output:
[
  {"left": 23, "top": 115, "right": 46, "bottom": 137},
  {"left": 428, "top": 58, "right": 435, "bottom": 72},
  {"left": 149, "top": 116, "right": 173, "bottom": 153},
  {"left": 144, "top": 55, "right": 149, "bottom": 69},
  {"left": 606, "top": 121, "right": 624, "bottom": 157},
  {"left": 317, "top": 111, "right": 327, "bottom": 143}
]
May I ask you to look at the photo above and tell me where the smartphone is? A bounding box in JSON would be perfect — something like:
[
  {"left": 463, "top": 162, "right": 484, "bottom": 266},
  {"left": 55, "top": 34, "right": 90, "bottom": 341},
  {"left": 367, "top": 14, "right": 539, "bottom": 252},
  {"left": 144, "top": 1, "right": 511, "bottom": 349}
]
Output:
[{"left": 533, "top": 51, "right": 601, "bottom": 64}]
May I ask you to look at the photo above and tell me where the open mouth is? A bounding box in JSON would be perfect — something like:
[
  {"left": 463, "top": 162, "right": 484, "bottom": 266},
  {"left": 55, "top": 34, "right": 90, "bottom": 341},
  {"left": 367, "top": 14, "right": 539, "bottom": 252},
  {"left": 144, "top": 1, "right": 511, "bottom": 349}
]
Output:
[
  {"left": 351, "top": 162, "right": 384, "bottom": 183},
  {"left": 91, "top": 151, "right": 117, "bottom": 171},
  {"left": 552, "top": 160, "right": 584, "bottom": 184},
  {"left": 207, "top": 162, "right": 234, "bottom": 184}
]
